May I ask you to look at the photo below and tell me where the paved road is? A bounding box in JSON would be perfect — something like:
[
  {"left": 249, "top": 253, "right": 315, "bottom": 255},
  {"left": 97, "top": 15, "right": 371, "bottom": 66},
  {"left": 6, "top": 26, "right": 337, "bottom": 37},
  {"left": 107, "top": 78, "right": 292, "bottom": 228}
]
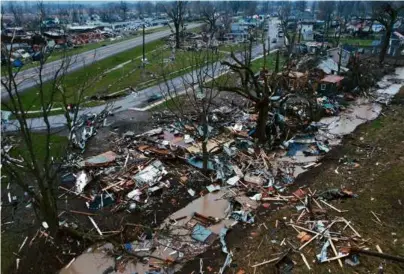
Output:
[
  {"left": 4, "top": 20, "right": 281, "bottom": 132},
  {"left": 1, "top": 23, "right": 201, "bottom": 99}
]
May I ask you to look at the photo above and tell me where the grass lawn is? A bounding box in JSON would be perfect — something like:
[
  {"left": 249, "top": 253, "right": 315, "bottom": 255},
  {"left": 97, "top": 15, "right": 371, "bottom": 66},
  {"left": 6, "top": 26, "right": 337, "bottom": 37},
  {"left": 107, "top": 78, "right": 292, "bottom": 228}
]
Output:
[
  {"left": 340, "top": 38, "right": 374, "bottom": 46},
  {"left": 5, "top": 133, "right": 69, "bottom": 165}
]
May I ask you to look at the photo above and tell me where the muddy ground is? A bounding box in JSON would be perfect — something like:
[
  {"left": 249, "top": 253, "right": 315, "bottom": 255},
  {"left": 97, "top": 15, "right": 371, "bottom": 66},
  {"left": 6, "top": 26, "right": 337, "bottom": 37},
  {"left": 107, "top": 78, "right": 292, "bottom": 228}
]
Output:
[{"left": 180, "top": 89, "right": 404, "bottom": 273}]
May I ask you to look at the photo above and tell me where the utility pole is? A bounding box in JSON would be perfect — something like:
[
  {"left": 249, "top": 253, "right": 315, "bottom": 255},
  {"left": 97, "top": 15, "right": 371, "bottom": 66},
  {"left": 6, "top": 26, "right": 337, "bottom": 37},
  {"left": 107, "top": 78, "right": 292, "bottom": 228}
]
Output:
[{"left": 142, "top": 23, "right": 146, "bottom": 68}]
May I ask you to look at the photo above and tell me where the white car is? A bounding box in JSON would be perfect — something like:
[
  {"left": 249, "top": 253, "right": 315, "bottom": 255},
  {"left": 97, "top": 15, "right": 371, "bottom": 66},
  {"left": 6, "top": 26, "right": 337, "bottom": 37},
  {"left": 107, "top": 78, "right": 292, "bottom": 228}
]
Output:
[{"left": 12, "top": 49, "right": 31, "bottom": 59}]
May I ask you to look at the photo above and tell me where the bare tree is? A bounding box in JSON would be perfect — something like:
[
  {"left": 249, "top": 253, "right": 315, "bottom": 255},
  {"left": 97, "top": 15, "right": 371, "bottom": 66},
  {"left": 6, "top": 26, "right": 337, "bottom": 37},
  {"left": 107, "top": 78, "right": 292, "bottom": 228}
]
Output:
[
  {"left": 8, "top": 1, "right": 24, "bottom": 27},
  {"left": 216, "top": 39, "right": 284, "bottom": 144},
  {"left": 201, "top": 2, "right": 220, "bottom": 45},
  {"left": 334, "top": 1, "right": 350, "bottom": 46},
  {"left": 318, "top": 1, "right": 335, "bottom": 47},
  {"left": 1, "top": 39, "right": 71, "bottom": 236},
  {"left": 217, "top": 13, "right": 233, "bottom": 40},
  {"left": 120, "top": 1, "right": 129, "bottom": 21},
  {"left": 1, "top": 34, "right": 109, "bottom": 236},
  {"left": 372, "top": 2, "right": 404, "bottom": 63},
  {"left": 279, "top": 2, "right": 297, "bottom": 58},
  {"left": 296, "top": 1, "right": 307, "bottom": 13},
  {"left": 165, "top": 1, "right": 187, "bottom": 49},
  {"left": 144, "top": 1, "right": 155, "bottom": 17},
  {"left": 229, "top": 1, "right": 241, "bottom": 15},
  {"left": 37, "top": 0, "right": 47, "bottom": 34},
  {"left": 72, "top": 5, "right": 80, "bottom": 23},
  {"left": 245, "top": 1, "right": 257, "bottom": 16},
  {"left": 157, "top": 49, "right": 224, "bottom": 172}
]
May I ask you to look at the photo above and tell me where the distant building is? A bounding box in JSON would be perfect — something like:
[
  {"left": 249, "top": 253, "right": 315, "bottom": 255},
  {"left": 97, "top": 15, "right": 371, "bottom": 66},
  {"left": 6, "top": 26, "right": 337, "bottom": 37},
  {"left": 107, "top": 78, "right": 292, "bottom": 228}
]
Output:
[
  {"left": 228, "top": 23, "right": 249, "bottom": 41},
  {"left": 389, "top": 31, "right": 404, "bottom": 56},
  {"left": 300, "top": 22, "right": 314, "bottom": 41},
  {"left": 327, "top": 48, "right": 351, "bottom": 67}
]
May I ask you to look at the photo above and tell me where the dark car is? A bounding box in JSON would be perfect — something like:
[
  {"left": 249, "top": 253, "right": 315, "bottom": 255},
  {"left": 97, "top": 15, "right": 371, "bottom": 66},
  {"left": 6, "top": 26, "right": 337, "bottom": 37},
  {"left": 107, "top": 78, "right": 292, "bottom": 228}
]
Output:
[{"left": 147, "top": 94, "right": 163, "bottom": 103}]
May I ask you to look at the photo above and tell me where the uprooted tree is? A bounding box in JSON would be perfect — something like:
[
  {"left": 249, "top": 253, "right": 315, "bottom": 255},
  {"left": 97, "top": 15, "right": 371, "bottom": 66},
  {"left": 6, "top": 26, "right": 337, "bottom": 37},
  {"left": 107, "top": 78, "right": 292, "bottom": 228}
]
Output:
[
  {"left": 165, "top": 1, "right": 187, "bottom": 49},
  {"left": 156, "top": 47, "right": 224, "bottom": 172}
]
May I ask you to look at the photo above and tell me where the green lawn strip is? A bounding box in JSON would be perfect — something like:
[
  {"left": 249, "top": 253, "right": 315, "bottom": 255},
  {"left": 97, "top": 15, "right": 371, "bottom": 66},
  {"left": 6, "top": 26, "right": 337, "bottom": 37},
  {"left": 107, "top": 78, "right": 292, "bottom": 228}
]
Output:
[
  {"left": 339, "top": 38, "right": 374, "bottom": 46},
  {"left": 10, "top": 133, "right": 69, "bottom": 161}
]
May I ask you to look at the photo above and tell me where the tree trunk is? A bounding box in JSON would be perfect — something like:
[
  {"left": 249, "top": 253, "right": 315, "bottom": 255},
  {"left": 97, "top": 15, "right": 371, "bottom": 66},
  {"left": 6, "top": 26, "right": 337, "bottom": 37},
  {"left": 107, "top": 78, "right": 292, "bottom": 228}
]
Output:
[
  {"left": 41, "top": 186, "right": 59, "bottom": 236},
  {"left": 379, "top": 27, "right": 391, "bottom": 64},
  {"left": 255, "top": 98, "right": 269, "bottom": 144},
  {"left": 337, "top": 47, "right": 342, "bottom": 75},
  {"left": 275, "top": 50, "right": 280, "bottom": 73},
  {"left": 175, "top": 23, "right": 180, "bottom": 49},
  {"left": 202, "top": 140, "right": 208, "bottom": 173},
  {"left": 202, "top": 114, "right": 209, "bottom": 173}
]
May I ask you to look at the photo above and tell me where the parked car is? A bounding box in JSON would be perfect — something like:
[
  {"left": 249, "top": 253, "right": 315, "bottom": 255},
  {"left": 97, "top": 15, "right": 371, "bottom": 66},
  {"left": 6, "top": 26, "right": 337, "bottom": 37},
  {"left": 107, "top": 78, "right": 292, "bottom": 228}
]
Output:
[{"left": 147, "top": 94, "right": 163, "bottom": 103}]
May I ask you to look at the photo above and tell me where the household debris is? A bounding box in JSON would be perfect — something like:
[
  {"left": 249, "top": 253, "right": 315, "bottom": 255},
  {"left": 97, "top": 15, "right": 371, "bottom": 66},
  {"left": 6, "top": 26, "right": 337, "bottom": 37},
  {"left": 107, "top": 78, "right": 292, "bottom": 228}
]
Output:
[
  {"left": 51, "top": 64, "right": 404, "bottom": 273},
  {"left": 69, "top": 108, "right": 112, "bottom": 151}
]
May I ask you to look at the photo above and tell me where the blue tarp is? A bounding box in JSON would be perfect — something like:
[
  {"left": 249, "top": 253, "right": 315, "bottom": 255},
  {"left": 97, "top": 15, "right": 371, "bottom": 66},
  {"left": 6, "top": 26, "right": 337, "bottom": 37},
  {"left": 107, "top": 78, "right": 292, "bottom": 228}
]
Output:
[{"left": 12, "top": 59, "right": 23, "bottom": 68}]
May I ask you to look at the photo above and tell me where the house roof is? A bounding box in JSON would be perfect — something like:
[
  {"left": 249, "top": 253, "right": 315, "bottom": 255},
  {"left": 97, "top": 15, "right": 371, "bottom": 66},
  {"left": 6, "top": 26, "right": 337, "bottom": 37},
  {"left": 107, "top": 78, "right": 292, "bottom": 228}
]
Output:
[
  {"left": 317, "top": 58, "right": 346, "bottom": 74},
  {"left": 321, "top": 75, "right": 344, "bottom": 83},
  {"left": 277, "top": 71, "right": 306, "bottom": 78}
]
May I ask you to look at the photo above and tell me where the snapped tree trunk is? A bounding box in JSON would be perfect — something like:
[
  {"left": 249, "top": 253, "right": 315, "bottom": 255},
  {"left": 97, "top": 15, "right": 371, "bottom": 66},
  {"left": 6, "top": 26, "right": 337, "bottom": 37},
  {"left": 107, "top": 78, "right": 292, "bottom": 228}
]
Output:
[
  {"left": 255, "top": 98, "right": 269, "bottom": 144},
  {"left": 175, "top": 23, "right": 180, "bottom": 49},
  {"left": 379, "top": 27, "right": 391, "bottom": 64}
]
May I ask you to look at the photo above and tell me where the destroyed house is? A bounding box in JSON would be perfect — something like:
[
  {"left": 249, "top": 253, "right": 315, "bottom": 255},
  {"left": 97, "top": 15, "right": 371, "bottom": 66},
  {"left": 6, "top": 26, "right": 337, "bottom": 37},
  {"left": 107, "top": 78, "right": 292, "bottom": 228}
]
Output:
[{"left": 318, "top": 75, "right": 344, "bottom": 96}]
